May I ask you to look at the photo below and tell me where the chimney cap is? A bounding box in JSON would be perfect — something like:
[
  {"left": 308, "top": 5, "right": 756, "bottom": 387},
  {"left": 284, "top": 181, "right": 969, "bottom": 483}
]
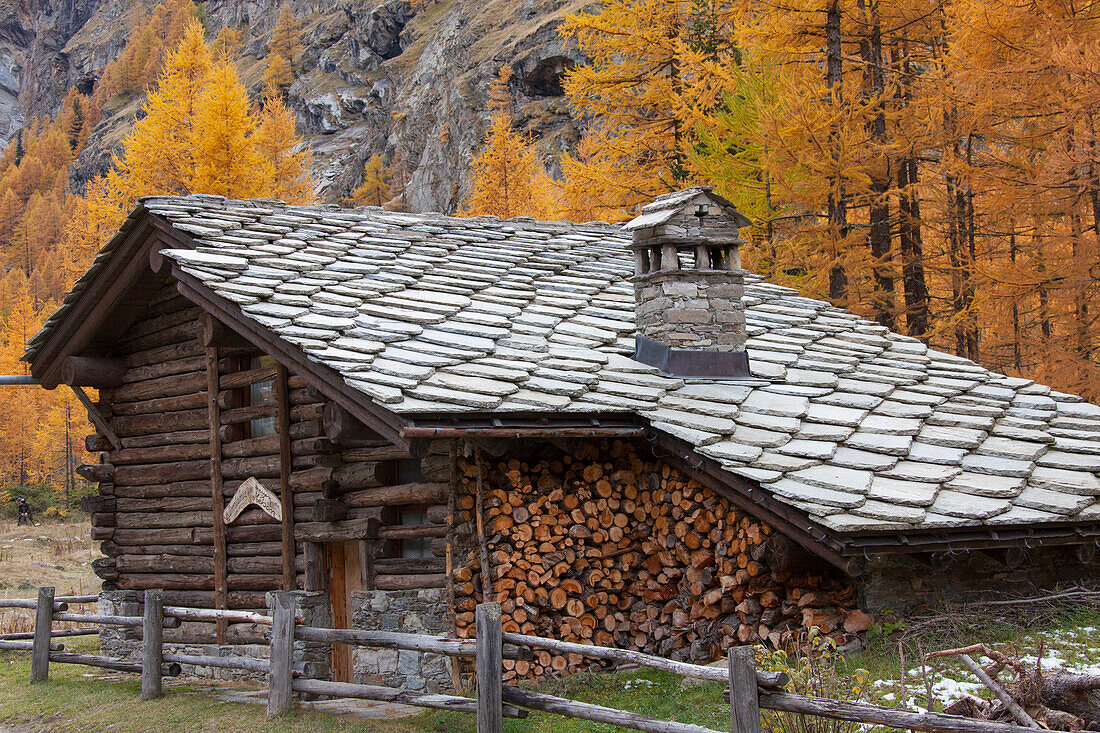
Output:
[{"left": 623, "top": 187, "right": 752, "bottom": 232}]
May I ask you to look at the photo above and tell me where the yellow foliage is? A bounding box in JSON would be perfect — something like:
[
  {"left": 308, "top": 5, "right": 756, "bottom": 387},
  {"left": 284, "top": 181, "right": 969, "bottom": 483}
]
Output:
[
  {"left": 262, "top": 53, "right": 294, "bottom": 99},
  {"left": 271, "top": 5, "right": 303, "bottom": 71},
  {"left": 255, "top": 94, "right": 316, "bottom": 204},
  {"left": 463, "top": 66, "right": 554, "bottom": 219},
  {"left": 193, "top": 61, "right": 265, "bottom": 198},
  {"left": 347, "top": 155, "right": 391, "bottom": 207}
]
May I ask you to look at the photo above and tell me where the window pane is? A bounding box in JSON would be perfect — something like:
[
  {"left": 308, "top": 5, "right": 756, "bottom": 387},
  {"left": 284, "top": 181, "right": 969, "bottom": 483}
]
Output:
[
  {"left": 399, "top": 507, "right": 430, "bottom": 559},
  {"left": 248, "top": 356, "right": 278, "bottom": 437},
  {"left": 397, "top": 458, "right": 425, "bottom": 484}
]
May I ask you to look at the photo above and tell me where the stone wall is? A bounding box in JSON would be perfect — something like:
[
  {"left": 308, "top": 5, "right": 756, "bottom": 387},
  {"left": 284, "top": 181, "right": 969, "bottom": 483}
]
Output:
[
  {"left": 860, "top": 548, "right": 1100, "bottom": 612},
  {"left": 634, "top": 270, "right": 746, "bottom": 352},
  {"left": 97, "top": 590, "right": 331, "bottom": 681},
  {"left": 349, "top": 588, "right": 452, "bottom": 693}
]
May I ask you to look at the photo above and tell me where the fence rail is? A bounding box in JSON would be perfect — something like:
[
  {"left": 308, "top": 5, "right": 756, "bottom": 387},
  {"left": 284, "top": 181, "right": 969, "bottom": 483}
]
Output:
[{"left": 0, "top": 587, "right": 1044, "bottom": 733}]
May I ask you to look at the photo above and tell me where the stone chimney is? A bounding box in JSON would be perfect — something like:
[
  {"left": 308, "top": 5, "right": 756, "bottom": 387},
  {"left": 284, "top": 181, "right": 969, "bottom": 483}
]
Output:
[{"left": 624, "top": 187, "right": 752, "bottom": 378}]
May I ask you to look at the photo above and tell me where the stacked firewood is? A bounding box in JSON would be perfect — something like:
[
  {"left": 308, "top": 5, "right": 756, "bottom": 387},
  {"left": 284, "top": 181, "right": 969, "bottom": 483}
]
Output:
[{"left": 450, "top": 440, "right": 861, "bottom": 680}]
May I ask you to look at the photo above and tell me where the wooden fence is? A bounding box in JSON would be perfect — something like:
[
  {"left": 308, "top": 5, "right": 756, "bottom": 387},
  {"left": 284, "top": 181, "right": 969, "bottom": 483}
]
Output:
[{"left": 0, "top": 588, "right": 1045, "bottom": 733}]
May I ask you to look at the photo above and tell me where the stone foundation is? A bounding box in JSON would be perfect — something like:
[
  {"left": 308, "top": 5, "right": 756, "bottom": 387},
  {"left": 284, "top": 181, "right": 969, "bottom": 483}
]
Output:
[
  {"left": 350, "top": 589, "right": 452, "bottom": 693},
  {"left": 859, "top": 548, "right": 1100, "bottom": 612}
]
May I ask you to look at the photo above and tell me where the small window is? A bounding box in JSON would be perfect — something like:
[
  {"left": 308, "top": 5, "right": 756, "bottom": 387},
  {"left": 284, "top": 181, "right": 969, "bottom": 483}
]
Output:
[
  {"left": 249, "top": 355, "right": 277, "bottom": 438},
  {"left": 399, "top": 507, "right": 432, "bottom": 559}
]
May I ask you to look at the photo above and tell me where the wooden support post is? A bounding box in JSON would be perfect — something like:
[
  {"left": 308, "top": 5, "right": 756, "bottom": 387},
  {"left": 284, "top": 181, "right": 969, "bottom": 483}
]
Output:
[
  {"left": 303, "top": 542, "right": 324, "bottom": 591},
  {"left": 205, "top": 346, "right": 229, "bottom": 642},
  {"left": 474, "top": 446, "right": 492, "bottom": 603},
  {"left": 142, "top": 589, "right": 164, "bottom": 700},
  {"left": 30, "top": 587, "right": 54, "bottom": 683},
  {"left": 267, "top": 591, "right": 295, "bottom": 718},
  {"left": 729, "top": 646, "right": 761, "bottom": 733},
  {"left": 276, "top": 364, "right": 295, "bottom": 590},
  {"left": 476, "top": 602, "right": 503, "bottom": 733},
  {"left": 446, "top": 441, "right": 461, "bottom": 692}
]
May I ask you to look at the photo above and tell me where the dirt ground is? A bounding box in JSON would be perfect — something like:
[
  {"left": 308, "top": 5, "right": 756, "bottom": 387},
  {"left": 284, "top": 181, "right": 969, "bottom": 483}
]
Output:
[{"left": 0, "top": 519, "right": 99, "bottom": 634}]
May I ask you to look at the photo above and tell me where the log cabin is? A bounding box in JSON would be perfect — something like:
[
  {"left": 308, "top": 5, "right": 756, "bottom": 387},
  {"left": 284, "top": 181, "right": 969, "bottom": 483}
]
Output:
[{"left": 22, "top": 188, "right": 1100, "bottom": 690}]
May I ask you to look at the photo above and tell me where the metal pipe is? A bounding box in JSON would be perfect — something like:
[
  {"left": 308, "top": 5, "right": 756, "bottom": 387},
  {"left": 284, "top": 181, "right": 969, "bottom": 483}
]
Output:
[
  {"left": 0, "top": 375, "right": 39, "bottom": 385},
  {"left": 401, "top": 427, "right": 646, "bottom": 439}
]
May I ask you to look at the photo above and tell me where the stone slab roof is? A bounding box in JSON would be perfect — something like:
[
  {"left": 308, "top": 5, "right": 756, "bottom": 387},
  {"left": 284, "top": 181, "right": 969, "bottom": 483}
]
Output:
[{"left": 27, "top": 195, "right": 1100, "bottom": 536}]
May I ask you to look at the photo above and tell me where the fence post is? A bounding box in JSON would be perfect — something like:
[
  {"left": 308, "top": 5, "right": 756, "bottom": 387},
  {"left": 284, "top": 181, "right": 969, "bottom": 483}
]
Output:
[
  {"left": 729, "top": 646, "right": 761, "bottom": 733},
  {"left": 267, "top": 591, "right": 295, "bottom": 718},
  {"left": 141, "top": 589, "right": 164, "bottom": 700},
  {"left": 30, "top": 587, "right": 54, "bottom": 683},
  {"left": 475, "top": 602, "right": 503, "bottom": 733}
]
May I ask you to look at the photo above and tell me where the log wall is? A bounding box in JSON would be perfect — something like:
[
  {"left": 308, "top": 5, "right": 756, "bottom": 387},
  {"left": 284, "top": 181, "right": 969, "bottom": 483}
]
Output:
[
  {"left": 82, "top": 283, "right": 461, "bottom": 636},
  {"left": 449, "top": 439, "right": 861, "bottom": 681}
]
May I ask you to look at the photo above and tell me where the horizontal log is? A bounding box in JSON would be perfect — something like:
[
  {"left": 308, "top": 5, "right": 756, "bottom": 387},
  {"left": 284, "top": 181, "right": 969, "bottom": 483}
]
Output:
[
  {"left": 292, "top": 437, "right": 338, "bottom": 455},
  {"left": 115, "top": 497, "right": 210, "bottom": 513},
  {"left": 0, "top": 628, "right": 99, "bottom": 640},
  {"left": 290, "top": 466, "right": 333, "bottom": 492},
  {"left": 377, "top": 524, "right": 446, "bottom": 540},
  {"left": 332, "top": 461, "right": 385, "bottom": 490},
  {"left": 502, "top": 685, "right": 717, "bottom": 733},
  {"left": 226, "top": 541, "right": 283, "bottom": 557},
  {"left": 77, "top": 464, "right": 114, "bottom": 482},
  {"left": 114, "top": 481, "right": 212, "bottom": 499},
  {"left": 110, "top": 393, "right": 206, "bottom": 417},
  {"left": 116, "top": 318, "right": 199, "bottom": 353},
  {"left": 123, "top": 340, "right": 203, "bottom": 370},
  {"left": 374, "top": 573, "right": 446, "bottom": 590},
  {"left": 324, "top": 403, "right": 384, "bottom": 444},
  {"left": 344, "top": 482, "right": 448, "bottom": 508},
  {"left": 226, "top": 574, "right": 282, "bottom": 591},
  {"left": 110, "top": 443, "right": 209, "bottom": 466},
  {"left": 294, "top": 627, "right": 530, "bottom": 661},
  {"left": 0, "top": 599, "right": 69, "bottom": 611},
  {"left": 227, "top": 556, "right": 283, "bottom": 574},
  {"left": 117, "top": 554, "right": 215, "bottom": 573},
  {"left": 119, "top": 355, "right": 206, "bottom": 385},
  {"left": 160, "top": 591, "right": 266, "bottom": 610},
  {"left": 341, "top": 445, "right": 409, "bottom": 463},
  {"left": 111, "top": 408, "right": 207, "bottom": 436},
  {"left": 63, "top": 357, "right": 126, "bottom": 388},
  {"left": 295, "top": 517, "right": 377, "bottom": 542},
  {"left": 103, "top": 543, "right": 213, "bottom": 558},
  {"left": 0, "top": 640, "right": 64, "bottom": 651},
  {"left": 115, "top": 511, "right": 213, "bottom": 530},
  {"left": 113, "top": 460, "right": 210, "bottom": 486},
  {"left": 222, "top": 454, "right": 280, "bottom": 479},
  {"left": 501, "top": 632, "right": 788, "bottom": 689},
  {"left": 201, "top": 313, "right": 251, "bottom": 348},
  {"left": 220, "top": 404, "right": 277, "bottom": 425},
  {"left": 222, "top": 435, "right": 280, "bottom": 459},
  {"left": 292, "top": 678, "right": 527, "bottom": 718},
  {"left": 88, "top": 429, "right": 209, "bottom": 452},
  {"left": 220, "top": 366, "right": 277, "bottom": 390},
  {"left": 373, "top": 558, "right": 446, "bottom": 575},
  {"left": 164, "top": 652, "right": 270, "bottom": 673},
  {"left": 52, "top": 612, "right": 180, "bottom": 628},
  {"left": 50, "top": 652, "right": 181, "bottom": 677},
  {"left": 162, "top": 607, "right": 277, "bottom": 626},
  {"left": 117, "top": 575, "right": 214, "bottom": 591},
  {"left": 112, "top": 371, "right": 206, "bottom": 403},
  {"left": 757, "top": 693, "right": 1042, "bottom": 733}
]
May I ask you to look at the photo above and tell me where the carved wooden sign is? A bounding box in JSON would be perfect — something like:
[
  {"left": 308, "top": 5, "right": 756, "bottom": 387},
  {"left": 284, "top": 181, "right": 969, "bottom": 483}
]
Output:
[{"left": 223, "top": 477, "right": 282, "bottom": 524}]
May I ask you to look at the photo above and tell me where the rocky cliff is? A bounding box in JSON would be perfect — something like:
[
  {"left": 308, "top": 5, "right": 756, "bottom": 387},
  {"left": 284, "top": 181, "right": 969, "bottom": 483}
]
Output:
[{"left": 0, "top": 0, "right": 590, "bottom": 211}]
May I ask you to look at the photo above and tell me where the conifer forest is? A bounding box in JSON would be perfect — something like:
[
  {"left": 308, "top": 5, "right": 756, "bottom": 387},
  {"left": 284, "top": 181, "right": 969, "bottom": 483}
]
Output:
[{"left": 0, "top": 0, "right": 1097, "bottom": 509}]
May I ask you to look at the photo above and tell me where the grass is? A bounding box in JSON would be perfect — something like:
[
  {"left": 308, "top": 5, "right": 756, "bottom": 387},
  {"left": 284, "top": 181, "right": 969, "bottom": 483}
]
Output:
[{"left": 0, "top": 606, "right": 1096, "bottom": 732}]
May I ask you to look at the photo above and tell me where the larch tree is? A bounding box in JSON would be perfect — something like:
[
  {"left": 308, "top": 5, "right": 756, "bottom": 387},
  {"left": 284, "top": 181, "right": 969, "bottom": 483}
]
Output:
[
  {"left": 348, "top": 155, "right": 391, "bottom": 207},
  {"left": 255, "top": 94, "right": 316, "bottom": 204},
  {"left": 271, "top": 5, "right": 303, "bottom": 72},
  {"left": 463, "top": 65, "right": 553, "bottom": 219},
  {"left": 193, "top": 60, "right": 264, "bottom": 198}
]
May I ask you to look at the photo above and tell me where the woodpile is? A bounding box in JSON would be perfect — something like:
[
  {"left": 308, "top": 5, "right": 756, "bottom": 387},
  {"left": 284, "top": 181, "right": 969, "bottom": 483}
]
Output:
[{"left": 450, "top": 440, "right": 859, "bottom": 681}]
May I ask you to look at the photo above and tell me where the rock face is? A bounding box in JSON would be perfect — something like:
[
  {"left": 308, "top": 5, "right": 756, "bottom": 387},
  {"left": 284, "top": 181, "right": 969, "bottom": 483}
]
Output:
[{"left": 5, "top": 0, "right": 589, "bottom": 211}]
